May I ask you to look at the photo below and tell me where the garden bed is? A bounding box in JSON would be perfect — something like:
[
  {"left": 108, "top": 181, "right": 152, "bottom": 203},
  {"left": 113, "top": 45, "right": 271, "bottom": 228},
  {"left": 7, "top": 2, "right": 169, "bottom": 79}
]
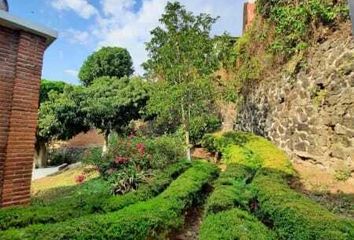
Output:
[{"left": 1, "top": 161, "right": 217, "bottom": 240}]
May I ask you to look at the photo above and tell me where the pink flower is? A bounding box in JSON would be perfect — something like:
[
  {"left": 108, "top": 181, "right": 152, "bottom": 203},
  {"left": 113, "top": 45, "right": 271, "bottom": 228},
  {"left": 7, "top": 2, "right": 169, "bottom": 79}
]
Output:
[
  {"left": 136, "top": 143, "right": 145, "bottom": 155},
  {"left": 75, "top": 174, "right": 85, "bottom": 184},
  {"left": 115, "top": 156, "right": 129, "bottom": 164}
]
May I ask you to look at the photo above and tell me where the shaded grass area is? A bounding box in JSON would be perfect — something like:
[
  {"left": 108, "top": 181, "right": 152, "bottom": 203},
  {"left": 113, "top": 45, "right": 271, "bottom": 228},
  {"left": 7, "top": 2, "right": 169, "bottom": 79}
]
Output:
[
  {"left": 1, "top": 161, "right": 218, "bottom": 240},
  {"left": 0, "top": 161, "right": 191, "bottom": 231}
]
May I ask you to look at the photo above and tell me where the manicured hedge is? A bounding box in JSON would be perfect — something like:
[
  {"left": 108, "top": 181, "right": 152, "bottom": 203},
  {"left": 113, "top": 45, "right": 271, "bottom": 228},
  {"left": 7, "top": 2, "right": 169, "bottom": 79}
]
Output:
[
  {"left": 204, "top": 164, "right": 254, "bottom": 215},
  {"left": 1, "top": 161, "right": 218, "bottom": 240},
  {"left": 0, "top": 161, "right": 190, "bottom": 231},
  {"left": 201, "top": 163, "right": 274, "bottom": 240},
  {"left": 202, "top": 131, "right": 354, "bottom": 239},
  {"left": 252, "top": 169, "right": 354, "bottom": 240},
  {"left": 200, "top": 208, "right": 275, "bottom": 240},
  {"left": 203, "top": 131, "right": 294, "bottom": 175}
]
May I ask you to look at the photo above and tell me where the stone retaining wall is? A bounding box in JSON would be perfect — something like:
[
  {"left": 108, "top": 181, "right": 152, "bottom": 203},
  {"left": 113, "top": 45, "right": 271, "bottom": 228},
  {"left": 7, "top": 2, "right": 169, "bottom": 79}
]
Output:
[{"left": 235, "top": 23, "right": 354, "bottom": 174}]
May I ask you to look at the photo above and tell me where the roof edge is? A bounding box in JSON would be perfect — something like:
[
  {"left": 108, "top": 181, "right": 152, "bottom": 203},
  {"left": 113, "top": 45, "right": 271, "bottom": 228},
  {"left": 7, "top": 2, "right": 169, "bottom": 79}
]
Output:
[{"left": 0, "top": 10, "right": 57, "bottom": 47}]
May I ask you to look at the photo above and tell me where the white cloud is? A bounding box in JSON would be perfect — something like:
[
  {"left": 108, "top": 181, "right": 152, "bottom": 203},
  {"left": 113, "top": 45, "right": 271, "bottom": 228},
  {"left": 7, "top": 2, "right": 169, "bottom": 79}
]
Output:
[
  {"left": 53, "top": 0, "right": 247, "bottom": 75},
  {"left": 64, "top": 29, "right": 91, "bottom": 45},
  {"left": 52, "top": 0, "right": 98, "bottom": 19},
  {"left": 65, "top": 69, "right": 79, "bottom": 77},
  {"left": 94, "top": 0, "right": 247, "bottom": 75}
]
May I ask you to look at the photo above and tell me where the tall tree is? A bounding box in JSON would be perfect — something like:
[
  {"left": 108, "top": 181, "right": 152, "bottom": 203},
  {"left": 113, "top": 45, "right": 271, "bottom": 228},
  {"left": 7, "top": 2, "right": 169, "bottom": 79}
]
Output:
[
  {"left": 82, "top": 76, "right": 149, "bottom": 153},
  {"left": 79, "top": 47, "right": 134, "bottom": 86},
  {"left": 144, "top": 2, "right": 218, "bottom": 160}
]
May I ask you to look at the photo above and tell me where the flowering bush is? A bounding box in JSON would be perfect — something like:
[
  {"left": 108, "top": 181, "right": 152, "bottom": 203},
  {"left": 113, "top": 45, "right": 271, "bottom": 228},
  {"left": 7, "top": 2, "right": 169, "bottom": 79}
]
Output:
[{"left": 83, "top": 134, "right": 184, "bottom": 195}]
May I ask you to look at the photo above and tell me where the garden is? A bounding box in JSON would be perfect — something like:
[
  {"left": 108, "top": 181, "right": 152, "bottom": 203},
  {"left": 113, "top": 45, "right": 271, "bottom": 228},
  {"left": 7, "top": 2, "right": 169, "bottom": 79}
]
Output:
[{"left": 1, "top": 0, "right": 353, "bottom": 239}]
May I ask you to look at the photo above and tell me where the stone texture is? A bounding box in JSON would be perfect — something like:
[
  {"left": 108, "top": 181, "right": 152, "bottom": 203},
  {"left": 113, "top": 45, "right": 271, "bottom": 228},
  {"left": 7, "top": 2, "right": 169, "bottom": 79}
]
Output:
[{"left": 235, "top": 23, "right": 354, "bottom": 174}]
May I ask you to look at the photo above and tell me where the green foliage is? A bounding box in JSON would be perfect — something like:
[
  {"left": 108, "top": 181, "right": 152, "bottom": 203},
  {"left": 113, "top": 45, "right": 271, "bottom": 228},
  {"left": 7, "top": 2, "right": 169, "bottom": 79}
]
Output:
[
  {"left": 144, "top": 2, "right": 219, "bottom": 159},
  {"left": 48, "top": 147, "right": 86, "bottom": 166},
  {"left": 213, "top": 34, "right": 238, "bottom": 70},
  {"left": 101, "top": 160, "right": 191, "bottom": 212},
  {"left": 257, "top": 0, "right": 349, "bottom": 56},
  {"left": 202, "top": 131, "right": 294, "bottom": 175},
  {"left": 87, "top": 134, "right": 185, "bottom": 194},
  {"left": 204, "top": 164, "right": 254, "bottom": 215},
  {"left": 79, "top": 47, "right": 134, "bottom": 86},
  {"left": 39, "top": 79, "right": 66, "bottom": 103},
  {"left": 1, "top": 161, "right": 217, "bottom": 240},
  {"left": 200, "top": 209, "right": 275, "bottom": 240},
  {"left": 0, "top": 161, "right": 190, "bottom": 231},
  {"left": 334, "top": 168, "right": 352, "bottom": 182},
  {"left": 187, "top": 114, "right": 221, "bottom": 144},
  {"left": 251, "top": 169, "right": 354, "bottom": 240},
  {"left": 81, "top": 76, "right": 149, "bottom": 145},
  {"left": 37, "top": 85, "right": 90, "bottom": 142},
  {"left": 201, "top": 131, "right": 250, "bottom": 153}
]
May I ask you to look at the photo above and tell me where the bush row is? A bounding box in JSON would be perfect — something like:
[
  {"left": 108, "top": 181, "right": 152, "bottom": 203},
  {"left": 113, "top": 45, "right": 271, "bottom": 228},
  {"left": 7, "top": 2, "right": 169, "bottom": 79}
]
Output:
[
  {"left": 252, "top": 169, "right": 354, "bottom": 240},
  {"left": 0, "top": 161, "right": 190, "bottom": 231},
  {"left": 202, "top": 131, "right": 354, "bottom": 239},
  {"left": 202, "top": 131, "right": 294, "bottom": 175},
  {"left": 200, "top": 208, "right": 275, "bottom": 240},
  {"left": 204, "top": 164, "right": 254, "bottom": 215},
  {"left": 200, "top": 164, "right": 274, "bottom": 240},
  {"left": 1, "top": 161, "right": 218, "bottom": 240}
]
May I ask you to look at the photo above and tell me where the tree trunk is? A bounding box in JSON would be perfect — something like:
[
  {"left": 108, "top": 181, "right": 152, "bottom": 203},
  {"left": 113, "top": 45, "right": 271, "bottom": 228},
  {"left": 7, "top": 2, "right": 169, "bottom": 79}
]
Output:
[
  {"left": 34, "top": 140, "right": 48, "bottom": 168},
  {"left": 181, "top": 103, "right": 191, "bottom": 161},
  {"left": 102, "top": 131, "right": 110, "bottom": 155}
]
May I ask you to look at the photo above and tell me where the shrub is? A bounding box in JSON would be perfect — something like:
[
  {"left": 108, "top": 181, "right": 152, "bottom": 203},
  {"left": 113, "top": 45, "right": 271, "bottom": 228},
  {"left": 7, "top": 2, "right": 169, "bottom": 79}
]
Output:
[
  {"left": 201, "top": 131, "right": 250, "bottom": 153},
  {"left": 188, "top": 114, "right": 221, "bottom": 144},
  {"left": 202, "top": 131, "right": 294, "bottom": 175},
  {"left": 200, "top": 208, "right": 275, "bottom": 240},
  {"left": 1, "top": 161, "right": 218, "bottom": 240},
  {"left": 0, "top": 161, "right": 190, "bottom": 231},
  {"left": 251, "top": 169, "right": 354, "bottom": 240},
  {"left": 84, "top": 135, "right": 185, "bottom": 194},
  {"left": 257, "top": 0, "right": 349, "bottom": 57},
  {"left": 48, "top": 147, "right": 86, "bottom": 166},
  {"left": 142, "top": 135, "right": 185, "bottom": 169},
  {"left": 204, "top": 164, "right": 254, "bottom": 215}
]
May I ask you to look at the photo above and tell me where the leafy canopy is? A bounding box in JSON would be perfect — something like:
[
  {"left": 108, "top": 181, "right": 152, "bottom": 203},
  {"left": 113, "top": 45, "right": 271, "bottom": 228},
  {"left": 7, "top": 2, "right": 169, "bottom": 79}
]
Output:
[
  {"left": 39, "top": 79, "right": 66, "bottom": 103},
  {"left": 79, "top": 47, "right": 134, "bottom": 86},
  {"left": 38, "top": 84, "right": 90, "bottom": 142},
  {"left": 81, "top": 76, "right": 149, "bottom": 136}
]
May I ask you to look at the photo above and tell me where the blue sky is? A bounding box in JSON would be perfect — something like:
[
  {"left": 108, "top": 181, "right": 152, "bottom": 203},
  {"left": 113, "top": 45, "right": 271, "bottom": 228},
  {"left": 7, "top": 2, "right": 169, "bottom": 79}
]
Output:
[{"left": 9, "top": 0, "right": 247, "bottom": 84}]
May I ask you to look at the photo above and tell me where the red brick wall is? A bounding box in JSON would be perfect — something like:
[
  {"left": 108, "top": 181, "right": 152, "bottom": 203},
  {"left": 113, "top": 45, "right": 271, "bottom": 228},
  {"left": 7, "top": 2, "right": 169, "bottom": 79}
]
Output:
[
  {"left": 0, "top": 28, "right": 46, "bottom": 207},
  {"left": 243, "top": 2, "right": 256, "bottom": 33}
]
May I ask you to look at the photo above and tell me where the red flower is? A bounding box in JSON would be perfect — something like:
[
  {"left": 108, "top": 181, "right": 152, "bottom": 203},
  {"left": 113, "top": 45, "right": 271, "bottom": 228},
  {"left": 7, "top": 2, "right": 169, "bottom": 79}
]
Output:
[
  {"left": 136, "top": 143, "right": 145, "bottom": 155},
  {"left": 115, "top": 156, "right": 130, "bottom": 164},
  {"left": 75, "top": 174, "right": 85, "bottom": 184}
]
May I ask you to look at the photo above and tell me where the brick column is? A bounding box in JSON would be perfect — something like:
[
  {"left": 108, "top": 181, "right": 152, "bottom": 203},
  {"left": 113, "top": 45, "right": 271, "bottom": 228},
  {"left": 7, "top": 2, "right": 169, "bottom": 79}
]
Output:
[
  {"left": 0, "top": 9, "right": 56, "bottom": 207},
  {"left": 243, "top": 1, "right": 256, "bottom": 33},
  {"left": 0, "top": 29, "right": 46, "bottom": 207}
]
